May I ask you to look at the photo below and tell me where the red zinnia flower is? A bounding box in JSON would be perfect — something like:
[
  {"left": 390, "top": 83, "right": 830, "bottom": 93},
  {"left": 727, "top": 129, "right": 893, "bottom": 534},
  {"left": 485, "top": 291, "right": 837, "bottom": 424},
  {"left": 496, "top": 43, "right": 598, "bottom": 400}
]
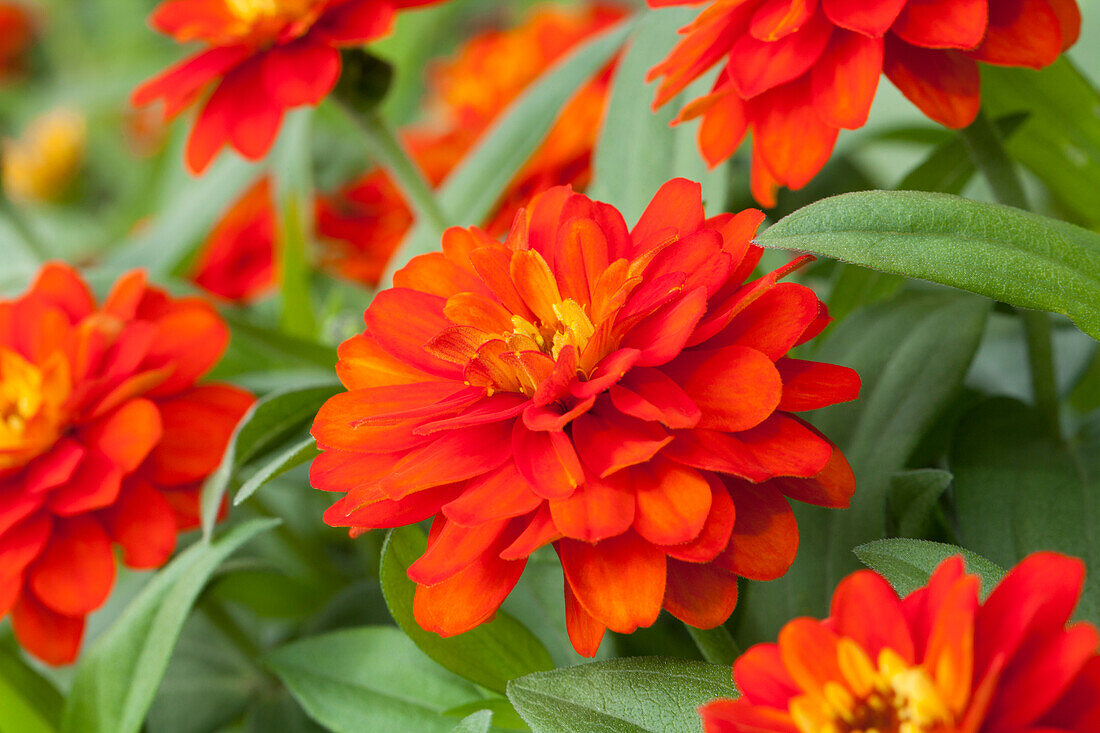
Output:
[
  {"left": 132, "top": 0, "right": 447, "bottom": 174},
  {"left": 0, "top": 1, "right": 32, "bottom": 82},
  {"left": 191, "top": 177, "right": 277, "bottom": 302},
  {"left": 647, "top": 0, "right": 1082, "bottom": 206},
  {"left": 311, "top": 179, "right": 860, "bottom": 656},
  {"left": 0, "top": 263, "right": 252, "bottom": 664},
  {"left": 701, "top": 552, "right": 1100, "bottom": 732}
]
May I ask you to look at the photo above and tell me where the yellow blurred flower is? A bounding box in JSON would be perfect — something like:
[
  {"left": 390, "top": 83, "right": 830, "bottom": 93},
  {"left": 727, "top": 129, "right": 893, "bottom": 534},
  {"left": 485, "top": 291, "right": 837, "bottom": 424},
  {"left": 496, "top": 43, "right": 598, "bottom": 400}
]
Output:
[{"left": 2, "top": 107, "right": 86, "bottom": 203}]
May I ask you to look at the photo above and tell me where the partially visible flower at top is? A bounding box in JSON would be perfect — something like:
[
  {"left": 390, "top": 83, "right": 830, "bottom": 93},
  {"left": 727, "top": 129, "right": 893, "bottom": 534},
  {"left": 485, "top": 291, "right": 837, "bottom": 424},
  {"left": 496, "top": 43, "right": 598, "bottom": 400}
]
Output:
[
  {"left": 0, "top": 1, "right": 33, "bottom": 83},
  {"left": 132, "top": 0, "right": 448, "bottom": 175},
  {"left": 701, "top": 552, "right": 1100, "bottom": 733},
  {"left": 647, "top": 0, "right": 1082, "bottom": 206},
  {"left": 311, "top": 178, "right": 860, "bottom": 656},
  {"left": 0, "top": 263, "right": 252, "bottom": 664},
  {"left": 2, "top": 107, "right": 86, "bottom": 203},
  {"left": 191, "top": 177, "right": 277, "bottom": 302}
]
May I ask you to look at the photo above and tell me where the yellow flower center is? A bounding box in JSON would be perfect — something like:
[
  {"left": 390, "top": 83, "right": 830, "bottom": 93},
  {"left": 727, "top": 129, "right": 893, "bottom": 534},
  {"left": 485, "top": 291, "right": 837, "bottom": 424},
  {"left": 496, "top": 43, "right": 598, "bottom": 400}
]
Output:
[
  {"left": 509, "top": 298, "right": 595, "bottom": 361},
  {"left": 790, "top": 642, "right": 955, "bottom": 733},
  {"left": 224, "top": 0, "right": 318, "bottom": 24},
  {"left": 0, "top": 348, "right": 70, "bottom": 471}
]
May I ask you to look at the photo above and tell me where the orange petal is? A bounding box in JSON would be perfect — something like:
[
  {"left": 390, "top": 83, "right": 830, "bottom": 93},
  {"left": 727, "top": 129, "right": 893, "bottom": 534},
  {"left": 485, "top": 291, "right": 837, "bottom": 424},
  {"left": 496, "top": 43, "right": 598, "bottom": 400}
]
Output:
[
  {"left": 408, "top": 515, "right": 511, "bottom": 586},
  {"left": 633, "top": 459, "right": 712, "bottom": 545},
  {"left": 549, "top": 469, "right": 635, "bottom": 543},
  {"left": 776, "top": 358, "right": 861, "bottom": 411},
  {"left": 821, "top": 0, "right": 907, "bottom": 36},
  {"left": 46, "top": 451, "right": 123, "bottom": 516},
  {"left": 82, "top": 398, "right": 163, "bottom": 473},
  {"left": 12, "top": 592, "right": 84, "bottom": 666},
  {"left": 365, "top": 288, "right": 464, "bottom": 379},
  {"left": 513, "top": 423, "right": 584, "bottom": 500},
  {"left": 664, "top": 346, "right": 783, "bottom": 432},
  {"left": 729, "top": 11, "right": 833, "bottom": 99},
  {"left": 102, "top": 479, "right": 178, "bottom": 569},
  {"left": 564, "top": 578, "right": 606, "bottom": 657},
  {"left": 572, "top": 410, "right": 672, "bottom": 479},
  {"left": 768, "top": 434, "right": 856, "bottom": 508},
  {"left": 966, "top": 0, "right": 1063, "bottom": 69},
  {"left": 336, "top": 332, "right": 436, "bottom": 390},
  {"left": 559, "top": 532, "right": 666, "bottom": 633},
  {"left": 738, "top": 413, "right": 832, "bottom": 478},
  {"left": 28, "top": 516, "right": 115, "bottom": 616},
  {"left": 778, "top": 617, "right": 844, "bottom": 695},
  {"left": 379, "top": 422, "right": 512, "bottom": 500},
  {"left": 714, "top": 480, "right": 798, "bottom": 581},
  {"left": 610, "top": 367, "right": 701, "bottom": 429},
  {"left": 413, "top": 540, "right": 526, "bottom": 637},
  {"left": 663, "top": 559, "right": 739, "bottom": 629},
  {"left": 883, "top": 39, "right": 979, "bottom": 128},
  {"left": 664, "top": 429, "right": 771, "bottom": 483},
  {"left": 892, "top": 0, "right": 988, "bottom": 50},
  {"left": 442, "top": 461, "right": 543, "bottom": 525},
  {"left": 830, "top": 570, "right": 915, "bottom": 661},
  {"left": 811, "top": 31, "right": 883, "bottom": 129},
  {"left": 630, "top": 178, "right": 705, "bottom": 250},
  {"left": 151, "top": 384, "right": 253, "bottom": 486},
  {"left": 734, "top": 642, "right": 801, "bottom": 706},
  {"left": 662, "top": 473, "right": 737, "bottom": 563}
]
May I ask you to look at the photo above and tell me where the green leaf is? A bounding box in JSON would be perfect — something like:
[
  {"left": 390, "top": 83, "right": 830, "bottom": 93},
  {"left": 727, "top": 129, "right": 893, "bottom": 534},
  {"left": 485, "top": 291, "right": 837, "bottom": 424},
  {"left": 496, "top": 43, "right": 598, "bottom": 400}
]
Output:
[
  {"left": 223, "top": 314, "right": 338, "bottom": 370},
  {"left": 209, "top": 568, "right": 332, "bottom": 620},
  {"left": 265, "top": 626, "right": 483, "bottom": 733},
  {"left": 273, "top": 108, "right": 319, "bottom": 338},
  {"left": 390, "top": 20, "right": 635, "bottom": 276},
  {"left": 897, "top": 113, "right": 1027, "bottom": 195},
  {"left": 854, "top": 539, "right": 1005, "bottom": 598},
  {"left": 61, "top": 518, "right": 279, "bottom": 733},
  {"left": 507, "top": 658, "right": 737, "bottom": 733},
  {"left": 588, "top": 6, "right": 727, "bottom": 224},
  {"left": 443, "top": 699, "right": 526, "bottom": 731},
  {"left": 234, "top": 436, "right": 319, "bottom": 506},
  {"left": 736, "top": 292, "right": 989, "bottom": 643},
  {"left": 201, "top": 381, "right": 339, "bottom": 536},
  {"left": 0, "top": 639, "right": 62, "bottom": 733},
  {"left": 756, "top": 191, "right": 1100, "bottom": 339},
  {"left": 685, "top": 626, "right": 739, "bottom": 667},
  {"left": 981, "top": 58, "right": 1100, "bottom": 227},
  {"left": 99, "top": 154, "right": 261, "bottom": 277},
  {"left": 886, "top": 469, "right": 952, "bottom": 539},
  {"left": 450, "top": 711, "right": 493, "bottom": 733},
  {"left": 951, "top": 397, "right": 1100, "bottom": 622},
  {"left": 380, "top": 526, "right": 554, "bottom": 695}
]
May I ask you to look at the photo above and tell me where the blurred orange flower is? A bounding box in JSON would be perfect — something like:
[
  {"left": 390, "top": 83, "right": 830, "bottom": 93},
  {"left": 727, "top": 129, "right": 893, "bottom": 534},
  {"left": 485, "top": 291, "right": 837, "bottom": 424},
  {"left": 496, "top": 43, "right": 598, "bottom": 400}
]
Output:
[
  {"left": 311, "top": 179, "right": 860, "bottom": 656},
  {"left": 132, "top": 0, "right": 447, "bottom": 174},
  {"left": 647, "top": 0, "right": 1082, "bottom": 206},
  {"left": 701, "top": 552, "right": 1100, "bottom": 733},
  {"left": 0, "top": 1, "right": 32, "bottom": 82},
  {"left": 0, "top": 263, "right": 252, "bottom": 665},
  {"left": 191, "top": 177, "right": 277, "bottom": 302},
  {"left": 2, "top": 108, "right": 86, "bottom": 204}
]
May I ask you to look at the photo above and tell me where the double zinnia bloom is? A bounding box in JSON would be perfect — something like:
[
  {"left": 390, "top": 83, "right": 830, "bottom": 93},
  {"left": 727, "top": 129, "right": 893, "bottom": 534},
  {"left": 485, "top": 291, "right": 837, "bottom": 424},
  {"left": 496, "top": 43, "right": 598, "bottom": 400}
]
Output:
[
  {"left": 702, "top": 553, "right": 1100, "bottom": 732},
  {"left": 132, "top": 0, "right": 445, "bottom": 173},
  {"left": 648, "top": 0, "right": 1082, "bottom": 205},
  {"left": 0, "top": 264, "right": 251, "bottom": 664},
  {"left": 311, "top": 179, "right": 860, "bottom": 655}
]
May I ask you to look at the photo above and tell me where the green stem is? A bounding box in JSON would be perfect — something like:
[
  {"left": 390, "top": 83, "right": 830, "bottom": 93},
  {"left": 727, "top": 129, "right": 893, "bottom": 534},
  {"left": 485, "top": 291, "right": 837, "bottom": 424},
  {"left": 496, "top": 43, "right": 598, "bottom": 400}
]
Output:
[
  {"left": 959, "top": 110, "right": 1061, "bottom": 438},
  {"left": 336, "top": 101, "right": 450, "bottom": 237},
  {"left": 685, "top": 624, "right": 740, "bottom": 667}
]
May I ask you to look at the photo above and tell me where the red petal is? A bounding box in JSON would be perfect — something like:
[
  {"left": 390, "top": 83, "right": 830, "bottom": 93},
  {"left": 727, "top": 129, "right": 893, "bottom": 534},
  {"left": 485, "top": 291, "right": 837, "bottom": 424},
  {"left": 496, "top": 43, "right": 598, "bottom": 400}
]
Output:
[
  {"left": 768, "top": 434, "right": 856, "bottom": 508},
  {"left": 185, "top": 77, "right": 233, "bottom": 174},
  {"left": 1048, "top": 0, "right": 1081, "bottom": 50},
  {"left": 28, "top": 516, "right": 115, "bottom": 616},
  {"left": 500, "top": 506, "right": 561, "bottom": 560},
  {"left": 143, "top": 299, "right": 231, "bottom": 396},
  {"left": 442, "top": 461, "right": 543, "bottom": 525},
  {"left": 0, "top": 514, "right": 50, "bottom": 582},
  {"left": 893, "top": 0, "right": 988, "bottom": 50},
  {"left": 751, "top": 0, "right": 818, "bottom": 41},
  {"left": 325, "top": 482, "right": 462, "bottom": 529},
  {"left": 662, "top": 474, "right": 736, "bottom": 563},
  {"left": 513, "top": 423, "right": 584, "bottom": 500},
  {"left": 728, "top": 11, "right": 833, "bottom": 99},
  {"left": 336, "top": 332, "right": 436, "bottom": 390},
  {"left": 663, "top": 560, "right": 739, "bottom": 628},
  {"left": 713, "top": 480, "right": 798, "bottom": 581},
  {"left": 664, "top": 346, "right": 783, "bottom": 432},
  {"left": 408, "top": 515, "right": 511, "bottom": 585},
  {"left": 132, "top": 46, "right": 251, "bottom": 119},
  {"left": 776, "top": 358, "right": 861, "bottom": 411},
  {"left": 883, "top": 38, "right": 980, "bottom": 128},
  {"left": 313, "top": 0, "right": 396, "bottom": 44},
  {"left": 664, "top": 429, "right": 771, "bottom": 483},
  {"left": 22, "top": 439, "right": 85, "bottom": 495},
  {"left": 413, "top": 543, "right": 526, "bottom": 636},
  {"left": 380, "top": 422, "right": 512, "bottom": 500},
  {"left": 610, "top": 367, "right": 701, "bottom": 429},
  {"left": 151, "top": 384, "right": 253, "bottom": 486},
  {"left": 12, "top": 593, "right": 84, "bottom": 666},
  {"left": 565, "top": 579, "right": 606, "bottom": 657},
  {"left": 102, "top": 480, "right": 178, "bottom": 569},
  {"left": 220, "top": 57, "right": 285, "bottom": 161},
  {"left": 262, "top": 41, "right": 340, "bottom": 107},
  {"left": 82, "top": 398, "right": 163, "bottom": 473},
  {"left": 365, "top": 288, "right": 464, "bottom": 378},
  {"left": 750, "top": 77, "right": 840, "bottom": 189},
  {"left": 821, "top": 0, "right": 907, "bottom": 36},
  {"left": 633, "top": 459, "right": 712, "bottom": 545},
  {"left": 550, "top": 469, "right": 634, "bottom": 543},
  {"left": 698, "top": 91, "right": 749, "bottom": 166},
  {"left": 559, "top": 532, "right": 666, "bottom": 633},
  {"left": 630, "top": 178, "right": 705, "bottom": 251},
  {"left": 311, "top": 381, "right": 466, "bottom": 452},
  {"left": 621, "top": 287, "right": 709, "bottom": 368},
  {"left": 572, "top": 410, "right": 672, "bottom": 479},
  {"left": 46, "top": 451, "right": 123, "bottom": 516},
  {"left": 700, "top": 698, "right": 800, "bottom": 733},
  {"left": 777, "top": 618, "right": 842, "bottom": 695},
  {"left": 966, "top": 0, "right": 1063, "bottom": 69},
  {"left": 708, "top": 282, "right": 822, "bottom": 360},
  {"left": 310, "top": 448, "right": 404, "bottom": 493},
  {"left": 811, "top": 31, "right": 883, "bottom": 129},
  {"left": 734, "top": 643, "right": 800, "bottom": 706},
  {"left": 922, "top": 572, "right": 980, "bottom": 716},
  {"left": 29, "top": 263, "right": 94, "bottom": 322},
  {"left": 738, "top": 413, "right": 832, "bottom": 478},
  {"left": 830, "top": 570, "right": 914, "bottom": 661}
]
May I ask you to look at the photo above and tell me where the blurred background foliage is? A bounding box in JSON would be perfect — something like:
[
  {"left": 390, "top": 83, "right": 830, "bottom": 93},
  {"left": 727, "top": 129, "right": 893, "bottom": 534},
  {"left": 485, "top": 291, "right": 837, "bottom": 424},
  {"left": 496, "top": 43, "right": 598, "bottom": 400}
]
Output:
[{"left": 0, "top": 1, "right": 1098, "bottom": 732}]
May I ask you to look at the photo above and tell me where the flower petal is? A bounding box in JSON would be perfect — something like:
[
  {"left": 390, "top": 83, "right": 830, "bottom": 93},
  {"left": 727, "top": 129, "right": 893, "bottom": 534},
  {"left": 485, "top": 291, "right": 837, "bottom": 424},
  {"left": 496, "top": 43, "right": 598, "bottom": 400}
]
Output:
[
  {"left": 28, "top": 516, "right": 115, "bottom": 616},
  {"left": 663, "top": 559, "right": 739, "bottom": 629},
  {"left": 883, "top": 38, "right": 979, "bottom": 128},
  {"left": 559, "top": 531, "right": 666, "bottom": 633},
  {"left": 664, "top": 346, "right": 783, "bottom": 432},
  {"left": 550, "top": 469, "right": 635, "bottom": 543},
  {"left": 12, "top": 592, "right": 84, "bottom": 666},
  {"left": 714, "top": 480, "right": 798, "bottom": 581}
]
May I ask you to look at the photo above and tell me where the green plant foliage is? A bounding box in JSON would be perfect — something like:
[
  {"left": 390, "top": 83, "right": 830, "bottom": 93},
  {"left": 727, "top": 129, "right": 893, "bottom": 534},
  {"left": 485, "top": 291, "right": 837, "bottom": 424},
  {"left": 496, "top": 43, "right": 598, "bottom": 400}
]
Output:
[
  {"left": 854, "top": 539, "right": 1005, "bottom": 598},
  {"left": 380, "top": 526, "right": 555, "bottom": 695},
  {"left": 61, "top": 519, "right": 280, "bottom": 733},
  {"left": 507, "top": 658, "right": 737, "bottom": 733},
  {"left": 886, "top": 469, "right": 953, "bottom": 539},
  {"left": 0, "top": 636, "right": 62, "bottom": 733},
  {"left": 757, "top": 191, "right": 1100, "bottom": 339}
]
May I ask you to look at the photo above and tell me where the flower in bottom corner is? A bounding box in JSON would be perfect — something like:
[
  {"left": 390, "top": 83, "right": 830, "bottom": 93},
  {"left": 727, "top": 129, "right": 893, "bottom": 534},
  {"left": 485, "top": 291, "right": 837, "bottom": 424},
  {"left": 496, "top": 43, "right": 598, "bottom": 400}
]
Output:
[
  {"left": 310, "top": 178, "right": 861, "bottom": 656},
  {"left": 700, "top": 552, "right": 1100, "bottom": 733},
  {"left": 0, "top": 263, "right": 253, "bottom": 664}
]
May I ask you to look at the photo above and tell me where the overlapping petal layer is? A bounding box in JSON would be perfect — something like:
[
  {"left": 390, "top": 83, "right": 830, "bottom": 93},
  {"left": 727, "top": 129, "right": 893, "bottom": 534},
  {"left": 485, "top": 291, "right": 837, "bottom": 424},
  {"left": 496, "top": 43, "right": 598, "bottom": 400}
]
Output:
[
  {"left": 312, "top": 178, "right": 860, "bottom": 655},
  {"left": 132, "top": 0, "right": 447, "bottom": 173},
  {"left": 647, "top": 0, "right": 1081, "bottom": 205},
  {"left": 0, "top": 263, "right": 252, "bottom": 664},
  {"left": 700, "top": 552, "right": 1100, "bottom": 732}
]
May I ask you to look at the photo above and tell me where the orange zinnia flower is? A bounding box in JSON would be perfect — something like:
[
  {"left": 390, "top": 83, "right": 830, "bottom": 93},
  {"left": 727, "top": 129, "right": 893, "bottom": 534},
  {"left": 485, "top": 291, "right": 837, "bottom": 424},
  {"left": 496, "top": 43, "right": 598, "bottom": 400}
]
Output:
[
  {"left": 0, "top": 1, "right": 32, "bottom": 82},
  {"left": 191, "top": 177, "right": 277, "bottom": 302},
  {"left": 132, "top": 0, "right": 447, "bottom": 174},
  {"left": 701, "top": 552, "right": 1100, "bottom": 732},
  {"left": 647, "top": 0, "right": 1082, "bottom": 206},
  {"left": 0, "top": 263, "right": 252, "bottom": 665},
  {"left": 311, "top": 179, "right": 860, "bottom": 655}
]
